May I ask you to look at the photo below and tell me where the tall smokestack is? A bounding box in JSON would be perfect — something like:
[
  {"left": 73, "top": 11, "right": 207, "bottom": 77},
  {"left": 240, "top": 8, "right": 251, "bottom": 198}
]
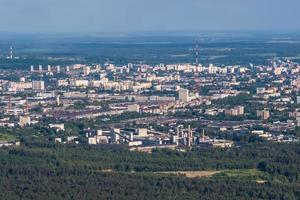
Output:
[
  {"left": 24, "top": 96, "right": 29, "bottom": 114},
  {"left": 8, "top": 94, "right": 12, "bottom": 110},
  {"left": 187, "top": 125, "right": 192, "bottom": 147}
]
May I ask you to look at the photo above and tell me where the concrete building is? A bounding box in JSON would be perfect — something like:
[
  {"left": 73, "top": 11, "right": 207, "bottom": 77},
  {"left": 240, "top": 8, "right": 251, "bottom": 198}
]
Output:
[
  {"left": 57, "top": 80, "right": 69, "bottom": 87},
  {"left": 47, "top": 65, "right": 52, "bottom": 72},
  {"left": 137, "top": 128, "right": 148, "bottom": 137},
  {"left": 83, "top": 66, "right": 91, "bottom": 76},
  {"left": 297, "top": 96, "right": 300, "bottom": 104},
  {"left": 19, "top": 115, "right": 31, "bottom": 127},
  {"left": 178, "top": 88, "right": 189, "bottom": 102},
  {"left": 256, "top": 87, "right": 266, "bottom": 94},
  {"left": 128, "top": 104, "right": 140, "bottom": 112},
  {"left": 199, "top": 139, "right": 234, "bottom": 148},
  {"left": 236, "top": 106, "right": 244, "bottom": 115},
  {"left": 88, "top": 137, "right": 97, "bottom": 145},
  {"left": 32, "top": 81, "right": 45, "bottom": 91},
  {"left": 111, "top": 128, "right": 121, "bottom": 143},
  {"left": 56, "top": 95, "right": 61, "bottom": 106},
  {"left": 257, "top": 110, "right": 270, "bottom": 120},
  {"left": 19, "top": 77, "right": 26, "bottom": 82},
  {"left": 226, "top": 106, "right": 244, "bottom": 116},
  {"left": 7, "top": 82, "right": 32, "bottom": 92},
  {"left": 70, "top": 80, "right": 89, "bottom": 87},
  {"left": 49, "top": 123, "right": 65, "bottom": 131},
  {"left": 97, "top": 130, "right": 102, "bottom": 136}
]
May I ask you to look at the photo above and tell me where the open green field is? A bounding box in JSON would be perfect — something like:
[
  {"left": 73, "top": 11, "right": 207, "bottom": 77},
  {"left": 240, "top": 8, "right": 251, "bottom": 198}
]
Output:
[{"left": 0, "top": 133, "right": 16, "bottom": 141}]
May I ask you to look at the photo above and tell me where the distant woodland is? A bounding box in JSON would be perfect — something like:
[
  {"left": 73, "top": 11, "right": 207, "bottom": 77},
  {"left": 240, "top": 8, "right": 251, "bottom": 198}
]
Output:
[{"left": 0, "top": 141, "right": 299, "bottom": 199}]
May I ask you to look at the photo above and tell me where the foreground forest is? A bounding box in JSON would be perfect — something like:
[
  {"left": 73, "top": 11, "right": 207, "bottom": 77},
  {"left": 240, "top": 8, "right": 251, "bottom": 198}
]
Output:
[{"left": 0, "top": 141, "right": 299, "bottom": 199}]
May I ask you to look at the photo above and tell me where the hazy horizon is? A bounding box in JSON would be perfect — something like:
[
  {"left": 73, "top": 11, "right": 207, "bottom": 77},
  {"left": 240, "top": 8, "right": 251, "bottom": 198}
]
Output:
[{"left": 0, "top": 0, "right": 299, "bottom": 34}]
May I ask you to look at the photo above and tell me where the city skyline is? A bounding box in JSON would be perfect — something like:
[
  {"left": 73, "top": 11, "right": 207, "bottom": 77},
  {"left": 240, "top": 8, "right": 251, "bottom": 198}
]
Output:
[{"left": 0, "top": 1, "right": 299, "bottom": 199}]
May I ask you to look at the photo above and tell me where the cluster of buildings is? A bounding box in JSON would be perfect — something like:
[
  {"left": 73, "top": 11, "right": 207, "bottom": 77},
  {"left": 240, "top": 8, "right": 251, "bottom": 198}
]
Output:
[
  {"left": 4, "top": 80, "right": 45, "bottom": 92},
  {"left": 0, "top": 58, "right": 300, "bottom": 151},
  {"left": 252, "top": 130, "right": 299, "bottom": 143},
  {"left": 54, "top": 125, "right": 233, "bottom": 153}
]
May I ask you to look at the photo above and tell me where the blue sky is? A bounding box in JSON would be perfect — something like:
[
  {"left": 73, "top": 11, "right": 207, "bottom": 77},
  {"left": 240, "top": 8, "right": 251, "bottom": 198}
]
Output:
[{"left": 0, "top": 0, "right": 299, "bottom": 33}]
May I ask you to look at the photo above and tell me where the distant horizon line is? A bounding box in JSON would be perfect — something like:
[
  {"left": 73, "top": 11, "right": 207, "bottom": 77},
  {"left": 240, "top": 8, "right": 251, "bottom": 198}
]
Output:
[{"left": 0, "top": 29, "right": 300, "bottom": 37}]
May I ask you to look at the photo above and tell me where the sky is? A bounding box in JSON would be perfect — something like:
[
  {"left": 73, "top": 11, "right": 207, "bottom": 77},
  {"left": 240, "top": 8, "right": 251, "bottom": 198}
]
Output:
[{"left": 0, "top": 0, "right": 299, "bottom": 34}]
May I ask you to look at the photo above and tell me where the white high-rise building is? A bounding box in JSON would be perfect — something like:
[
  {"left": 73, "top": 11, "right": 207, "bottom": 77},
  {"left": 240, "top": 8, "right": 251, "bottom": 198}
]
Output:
[
  {"left": 83, "top": 66, "right": 91, "bottom": 76},
  {"left": 56, "top": 95, "right": 61, "bottom": 106},
  {"left": 236, "top": 106, "right": 244, "bottom": 115},
  {"left": 95, "top": 64, "right": 101, "bottom": 72},
  {"left": 257, "top": 110, "right": 270, "bottom": 120},
  {"left": 178, "top": 88, "right": 189, "bottom": 102},
  {"left": 56, "top": 65, "right": 61, "bottom": 73},
  {"left": 32, "top": 81, "right": 45, "bottom": 91},
  {"left": 208, "top": 64, "right": 217, "bottom": 74}
]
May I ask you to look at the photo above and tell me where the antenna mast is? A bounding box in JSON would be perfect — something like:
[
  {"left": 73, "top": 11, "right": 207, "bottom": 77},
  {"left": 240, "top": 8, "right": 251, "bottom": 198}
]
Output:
[
  {"left": 195, "top": 40, "right": 200, "bottom": 65},
  {"left": 9, "top": 46, "right": 13, "bottom": 59}
]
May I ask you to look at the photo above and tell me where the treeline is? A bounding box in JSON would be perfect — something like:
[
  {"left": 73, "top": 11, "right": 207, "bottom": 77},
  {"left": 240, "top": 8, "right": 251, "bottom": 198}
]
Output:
[
  {"left": 212, "top": 93, "right": 253, "bottom": 106},
  {"left": 2, "top": 142, "right": 300, "bottom": 180},
  {"left": 0, "top": 169, "right": 299, "bottom": 200},
  {"left": 0, "top": 142, "right": 299, "bottom": 199}
]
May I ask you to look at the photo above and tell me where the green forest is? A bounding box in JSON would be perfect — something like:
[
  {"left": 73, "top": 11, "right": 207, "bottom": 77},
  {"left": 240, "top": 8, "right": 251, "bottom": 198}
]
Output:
[{"left": 0, "top": 141, "right": 299, "bottom": 199}]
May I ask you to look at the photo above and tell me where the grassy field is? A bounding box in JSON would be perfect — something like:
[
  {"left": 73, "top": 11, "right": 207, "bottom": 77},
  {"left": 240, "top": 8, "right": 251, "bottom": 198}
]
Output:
[
  {"left": 212, "top": 169, "right": 271, "bottom": 182},
  {"left": 155, "top": 170, "right": 221, "bottom": 178},
  {"left": 96, "top": 168, "right": 270, "bottom": 182},
  {"left": 0, "top": 133, "right": 16, "bottom": 141}
]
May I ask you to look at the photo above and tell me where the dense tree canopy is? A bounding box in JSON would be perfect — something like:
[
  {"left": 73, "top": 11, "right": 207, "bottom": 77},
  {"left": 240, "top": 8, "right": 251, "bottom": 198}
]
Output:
[{"left": 0, "top": 141, "right": 299, "bottom": 199}]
